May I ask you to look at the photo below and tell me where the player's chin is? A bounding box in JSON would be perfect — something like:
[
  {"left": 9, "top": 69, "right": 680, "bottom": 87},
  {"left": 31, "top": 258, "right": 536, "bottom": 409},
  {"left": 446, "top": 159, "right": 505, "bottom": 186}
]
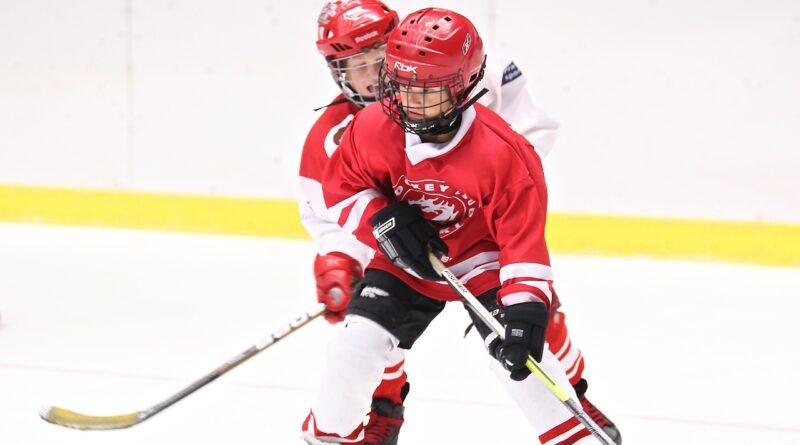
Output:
[
  {"left": 404, "top": 111, "right": 427, "bottom": 121},
  {"left": 358, "top": 94, "right": 378, "bottom": 104}
]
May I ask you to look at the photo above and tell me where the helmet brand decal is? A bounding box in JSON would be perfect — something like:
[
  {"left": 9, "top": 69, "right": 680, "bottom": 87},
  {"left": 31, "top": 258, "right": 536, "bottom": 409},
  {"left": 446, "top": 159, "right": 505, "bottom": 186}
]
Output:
[
  {"left": 318, "top": 2, "right": 338, "bottom": 25},
  {"left": 354, "top": 30, "right": 379, "bottom": 43},
  {"left": 394, "top": 61, "right": 418, "bottom": 74},
  {"left": 343, "top": 6, "right": 367, "bottom": 20},
  {"left": 462, "top": 33, "right": 472, "bottom": 55}
]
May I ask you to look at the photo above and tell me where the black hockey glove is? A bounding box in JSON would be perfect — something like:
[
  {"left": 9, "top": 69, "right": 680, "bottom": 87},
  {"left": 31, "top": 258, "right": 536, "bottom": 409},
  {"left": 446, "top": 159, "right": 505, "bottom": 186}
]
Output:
[
  {"left": 371, "top": 201, "right": 448, "bottom": 281},
  {"left": 492, "top": 301, "right": 550, "bottom": 381}
]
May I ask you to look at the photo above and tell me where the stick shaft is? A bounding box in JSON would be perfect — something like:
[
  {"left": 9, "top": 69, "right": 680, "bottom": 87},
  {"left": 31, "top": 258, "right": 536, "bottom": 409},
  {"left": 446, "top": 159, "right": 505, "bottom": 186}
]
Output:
[
  {"left": 141, "top": 302, "right": 327, "bottom": 421},
  {"left": 41, "top": 302, "right": 327, "bottom": 430},
  {"left": 429, "top": 254, "right": 615, "bottom": 444}
]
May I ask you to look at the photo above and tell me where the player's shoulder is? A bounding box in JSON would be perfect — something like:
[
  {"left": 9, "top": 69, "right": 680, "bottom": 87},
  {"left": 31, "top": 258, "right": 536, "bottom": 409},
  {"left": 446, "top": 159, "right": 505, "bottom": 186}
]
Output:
[
  {"left": 470, "top": 104, "right": 540, "bottom": 169},
  {"left": 307, "top": 95, "right": 359, "bottom": 136},
  {"left": 347, "top": 102, "right": 401, "bottom": 141},
  {"left": 484, "top": 53, "right": 525, "bottom": 86},
  {"left": 350, "top": 101, "right": 389, "bottom": 125},
  {"left": 303, "top": 95, "right": 359, "bottom": 153},
  {"left": 472, "top": 103, "right": 524, "bottom": 143}
]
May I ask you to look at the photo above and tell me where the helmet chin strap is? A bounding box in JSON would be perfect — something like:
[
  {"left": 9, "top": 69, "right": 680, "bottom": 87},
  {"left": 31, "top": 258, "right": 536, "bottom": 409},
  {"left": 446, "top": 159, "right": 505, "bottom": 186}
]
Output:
[
  {"left": 313, "top": 84, "right": 378, "bottom": 112},
  {"left": 313, "top": 97, "right": 352, "bottom": 112},
  {"left": 416, "top": 87, "right": 489, "bottom": 135}
]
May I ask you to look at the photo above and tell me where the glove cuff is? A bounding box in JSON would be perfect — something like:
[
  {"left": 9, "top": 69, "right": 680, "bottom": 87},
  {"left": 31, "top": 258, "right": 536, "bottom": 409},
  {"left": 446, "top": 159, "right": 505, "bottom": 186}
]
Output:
[
  {"left": 314, "top": 253, "right": 363, "bottom": 278},
  {"left": 504, "top": 301, "right": 550, "bottom": 329}
]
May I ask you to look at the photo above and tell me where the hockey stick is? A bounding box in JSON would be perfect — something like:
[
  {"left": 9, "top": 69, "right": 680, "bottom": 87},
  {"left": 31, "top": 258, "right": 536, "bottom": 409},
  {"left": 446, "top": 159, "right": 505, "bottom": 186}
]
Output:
[
  {"left": 428, "top": 254, "right": 616, "bottom": 445},
  {"left": 40, "top": 302, "right": 327, "bottom": 430}
]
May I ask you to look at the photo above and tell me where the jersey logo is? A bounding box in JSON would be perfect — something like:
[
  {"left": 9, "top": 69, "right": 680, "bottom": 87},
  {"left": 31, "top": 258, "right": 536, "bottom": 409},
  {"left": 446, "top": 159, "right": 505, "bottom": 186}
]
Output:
[
  {"left": 333, "top": 126, "right": 347, "bottom": 146},
  {"left": 392, "top": 176, "right": 479, "bottom": 237},
  {"left": 324, "top": 114, "right": 354, "bottom": 157},
  {"left": 501, "top": 62, "right": 522, "bottom": 85}
]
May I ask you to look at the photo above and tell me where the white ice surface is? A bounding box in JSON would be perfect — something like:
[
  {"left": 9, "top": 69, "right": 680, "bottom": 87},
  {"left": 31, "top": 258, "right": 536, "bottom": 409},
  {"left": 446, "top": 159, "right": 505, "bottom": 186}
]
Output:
[{"left": 1, "top": 223, "right": 798, "bottom": 444}]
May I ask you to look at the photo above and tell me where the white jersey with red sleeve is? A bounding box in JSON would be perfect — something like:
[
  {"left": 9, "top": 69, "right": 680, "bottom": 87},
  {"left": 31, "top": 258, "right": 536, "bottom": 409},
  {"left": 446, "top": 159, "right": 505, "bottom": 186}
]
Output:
[
  {"left": 297, "top": 95, "right": 374, "bottom": 267},
  {"left": 478, "top": 54, "right": 560, "bottom": 159},
  {"left": 320, "top": 102, "right": 559, "bottom": 308}
]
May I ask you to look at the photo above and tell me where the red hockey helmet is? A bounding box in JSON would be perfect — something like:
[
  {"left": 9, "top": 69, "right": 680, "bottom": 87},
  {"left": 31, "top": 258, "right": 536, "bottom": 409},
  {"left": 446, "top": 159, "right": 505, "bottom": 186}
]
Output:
[
  {"left": 316, "top": 0, "right": 399, "bottom": 107},
  {"left": 379, "top": 8, "right": 486, "bottom": 134}
]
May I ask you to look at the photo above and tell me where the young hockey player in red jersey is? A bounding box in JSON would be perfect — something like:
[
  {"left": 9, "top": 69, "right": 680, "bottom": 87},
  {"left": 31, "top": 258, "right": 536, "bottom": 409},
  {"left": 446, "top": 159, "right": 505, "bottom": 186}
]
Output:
[{"left": 298, "top": 2, "right": 620, "bottom": 444}]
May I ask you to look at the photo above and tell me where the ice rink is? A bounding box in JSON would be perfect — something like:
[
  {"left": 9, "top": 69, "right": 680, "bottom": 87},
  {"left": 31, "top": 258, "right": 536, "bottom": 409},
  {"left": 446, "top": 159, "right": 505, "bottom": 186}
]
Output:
[{"left": 1, "top": 222, "right": 798, "bottom": 444}]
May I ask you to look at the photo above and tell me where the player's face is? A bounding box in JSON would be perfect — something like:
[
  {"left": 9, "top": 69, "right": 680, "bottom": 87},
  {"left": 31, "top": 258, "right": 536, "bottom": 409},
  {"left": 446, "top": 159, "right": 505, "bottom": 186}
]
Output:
[
  {"left": 342, "top": 45, "right": 386, "bottom": 98},
  {"left": 397, "top": 84, "right": 454, "bottom": 121}
]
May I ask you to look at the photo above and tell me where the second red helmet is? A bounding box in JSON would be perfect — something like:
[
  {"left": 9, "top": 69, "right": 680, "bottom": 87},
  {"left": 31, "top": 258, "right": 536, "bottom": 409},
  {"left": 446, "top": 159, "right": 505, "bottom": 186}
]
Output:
[
  {"left": 316, "top": 0, "right": 398, "bottom": 60},
  {"left": 316, "top": 1, "right": 399, "bottom": 107}
]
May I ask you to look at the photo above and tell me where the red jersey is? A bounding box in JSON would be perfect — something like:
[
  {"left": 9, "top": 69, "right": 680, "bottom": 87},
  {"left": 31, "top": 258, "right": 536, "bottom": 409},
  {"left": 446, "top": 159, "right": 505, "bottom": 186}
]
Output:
[
  {"left": 297, "top": 57, "right": 560, "bottom": 271},
  {"left": 321, "top": 103, "right": 558, "bottom": 306}
]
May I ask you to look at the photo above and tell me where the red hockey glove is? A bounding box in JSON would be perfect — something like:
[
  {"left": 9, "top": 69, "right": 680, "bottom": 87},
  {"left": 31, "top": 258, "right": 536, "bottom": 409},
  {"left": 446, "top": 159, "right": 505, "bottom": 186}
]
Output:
[
  {"left": 314, "top": 253, "right": 363, "bottom": 324},
  {"left": 492, "top": 301, "right": 550, "bottom": 381}
]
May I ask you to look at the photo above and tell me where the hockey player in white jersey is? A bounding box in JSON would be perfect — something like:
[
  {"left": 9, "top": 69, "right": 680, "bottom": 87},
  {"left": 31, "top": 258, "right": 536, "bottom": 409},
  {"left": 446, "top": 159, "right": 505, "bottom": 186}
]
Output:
[{"left": 298, "top": 2, "right": 620, "bottom": 444}]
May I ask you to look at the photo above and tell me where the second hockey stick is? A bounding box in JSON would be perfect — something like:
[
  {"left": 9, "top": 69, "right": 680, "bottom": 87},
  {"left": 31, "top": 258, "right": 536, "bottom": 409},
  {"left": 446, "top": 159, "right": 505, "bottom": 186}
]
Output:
[
  {"left": 40, "top": 302, "right": 327, "bottom": 430},
  {"left": 428, "top": 254, "right": 616, "bottom": 445}
]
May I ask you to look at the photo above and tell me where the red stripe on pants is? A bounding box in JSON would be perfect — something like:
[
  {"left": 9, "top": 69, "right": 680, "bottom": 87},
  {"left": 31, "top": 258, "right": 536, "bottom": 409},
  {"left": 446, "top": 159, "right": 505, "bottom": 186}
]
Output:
[{"left": 539, "top": 417, "right": 580, "bottom": 443}]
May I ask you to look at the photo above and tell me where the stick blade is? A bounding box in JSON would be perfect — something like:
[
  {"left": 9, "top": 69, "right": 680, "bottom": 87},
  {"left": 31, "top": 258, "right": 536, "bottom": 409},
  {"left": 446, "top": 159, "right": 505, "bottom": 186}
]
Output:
[{"left": 39, "top": 405, "right": 141, "bottom": 430}]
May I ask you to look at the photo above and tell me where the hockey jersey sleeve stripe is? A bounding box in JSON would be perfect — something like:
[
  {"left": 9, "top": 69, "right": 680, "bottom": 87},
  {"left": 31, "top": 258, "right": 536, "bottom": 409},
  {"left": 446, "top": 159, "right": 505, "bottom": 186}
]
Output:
[
  {"left": 447, "top": 251, "right": 500, "bottom": 276},
  {"left": 514, "top": 280, "right": 554, "bottom": 300},
  {"left": 500, "top": 291, "right": 543, "bottom": 306},
  {"left": 459, "top": 261, "right": 500, "bottom": 285},
  {"left": 341, "top": 190, "right": 381, "bottom": 234},
  {"left": 499, "top": 262, "right": 554, "bottom": 282},
  {"left": 326, "top": 188, "right": 383, "bottom": 227},
  {"left": 498, "top": 280, "right": 552, "bottom": 306}
]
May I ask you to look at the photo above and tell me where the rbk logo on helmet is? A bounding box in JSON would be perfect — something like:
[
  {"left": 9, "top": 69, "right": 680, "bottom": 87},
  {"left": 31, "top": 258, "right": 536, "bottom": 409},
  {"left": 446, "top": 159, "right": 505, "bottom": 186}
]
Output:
[{"left": 393, "top": 61, "right": 418, "bottom": 74}]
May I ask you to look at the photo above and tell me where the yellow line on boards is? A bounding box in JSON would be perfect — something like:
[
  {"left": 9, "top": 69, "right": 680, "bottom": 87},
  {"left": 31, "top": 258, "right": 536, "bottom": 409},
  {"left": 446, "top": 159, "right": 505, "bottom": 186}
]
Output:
[
  {"left": 0, "top": 185, "right": 307, "bottom": 239},
  {"left": 546, "top": 213, "right": 799, "bottom": 268},
  {"left": 1, "top": 184, "right": 798, "bottom": 267}
]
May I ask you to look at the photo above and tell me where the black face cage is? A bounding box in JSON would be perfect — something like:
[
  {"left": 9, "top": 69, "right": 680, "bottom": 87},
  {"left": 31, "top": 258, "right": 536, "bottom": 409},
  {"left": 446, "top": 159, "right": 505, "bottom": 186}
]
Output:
[{"left": 378, "top": 66, "right": 468, "bottom": 135}]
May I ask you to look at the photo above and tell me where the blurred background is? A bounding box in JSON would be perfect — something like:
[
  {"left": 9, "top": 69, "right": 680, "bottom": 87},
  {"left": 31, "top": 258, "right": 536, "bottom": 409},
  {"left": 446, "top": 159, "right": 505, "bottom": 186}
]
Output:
[{"left": 1, "top": 0, "right": 798, "bottom": 224}]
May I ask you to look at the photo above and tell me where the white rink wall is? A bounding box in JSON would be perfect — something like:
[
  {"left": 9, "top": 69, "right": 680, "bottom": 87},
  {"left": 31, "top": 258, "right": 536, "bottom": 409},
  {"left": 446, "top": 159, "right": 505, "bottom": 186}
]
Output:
[{"left": 0, "top": 0, "right": 798, "bottom": 223}]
